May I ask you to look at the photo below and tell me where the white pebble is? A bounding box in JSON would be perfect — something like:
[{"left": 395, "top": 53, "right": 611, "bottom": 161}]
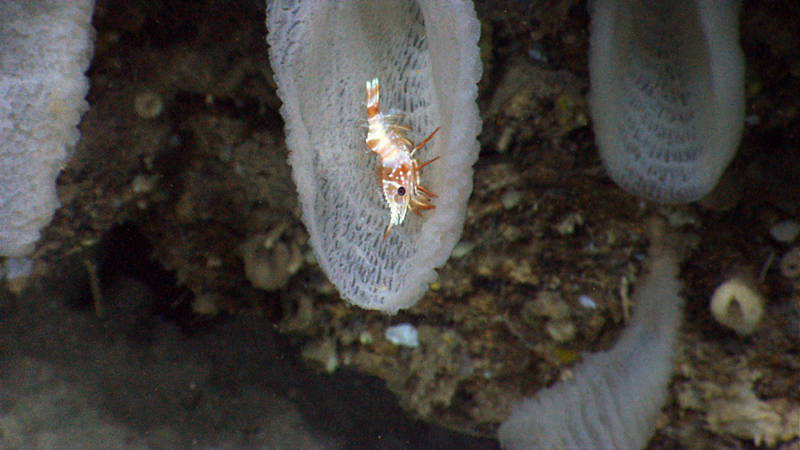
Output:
[
  {"left": 385, "top": 323, "right": 419, "bottom": 348},
  {"left": 577, "top": 295, "right": 597, "bottom": 309}
]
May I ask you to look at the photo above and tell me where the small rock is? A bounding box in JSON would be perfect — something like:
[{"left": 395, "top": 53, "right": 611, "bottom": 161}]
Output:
[
  {"left": 546, "top": 319, "right": 577, "bottom": 343},
  {"left": 770, "top": 220, "right": 800, "bottom": 243},
  {"left": 501, "top": 190, "right": 523, "bottom": 210},
  {"left": 577, "top": 294, "right": 597, "bottom": 309},
  {"left": 385, "top": 323, "right": 419, "bottom": 348},
  {"left": 705, "top": 376, "right": 799, "bottom": 447},
  {"left": 528, "top": 42, "right": 548, "bottom": 63},
  {"left": 529, "top": 291, "right": 570, "bottom": 320},
  {"left": 133, "top": 90, "right": 163, "bottom": 119},
  {"left": 496, "top": 126, "right": 514, "bottom": 152},
  {"left": 555, "top": 212, "right": 583, "bottom": 235},
  {"left": 554, "top": 94, "right": 588, "bottom": 132},
  {"left": 506, "top": 259, "right": 539, "bottom": 285},
  {"left": 302, "top": 339, "right": 339, "bottom": 374}
]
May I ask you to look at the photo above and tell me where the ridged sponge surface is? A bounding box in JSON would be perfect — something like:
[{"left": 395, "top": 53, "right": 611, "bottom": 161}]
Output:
[
  {"left": 267, "top": 0, "right": 481, "bottom": 312},
  {"left": 589, "top": 0, "right": 744, "bottom": 203},
  {"left": 0, "top": 0, "right": 95, "bottom": 256}
]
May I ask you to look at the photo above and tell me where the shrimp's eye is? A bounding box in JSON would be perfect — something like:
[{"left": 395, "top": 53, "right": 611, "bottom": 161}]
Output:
[{"left": 397, "top": 187, "right": 406, "bottom": 196}]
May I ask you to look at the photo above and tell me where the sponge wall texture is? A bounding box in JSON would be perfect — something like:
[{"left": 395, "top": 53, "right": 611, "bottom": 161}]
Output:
[
  {"left": 589, "top": 0, "right": 744, "bottom": 203},
  {"left": 0, "top": 0, "right": 95, "bottom": 257},
  {"left": 267, "top": 0, "right": 481, "bottom": 312}
]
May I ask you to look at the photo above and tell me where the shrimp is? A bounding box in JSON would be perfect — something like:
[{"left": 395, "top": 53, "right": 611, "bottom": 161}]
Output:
[{"left": 365, "top": 78, "right": 440, "bottom": 240}]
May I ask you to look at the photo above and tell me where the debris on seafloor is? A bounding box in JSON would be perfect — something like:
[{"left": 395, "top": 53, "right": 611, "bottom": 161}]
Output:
[
  {"left": 387, "top": 326, "right": 471, "bottom": 418},
  {"left": 521, "top": 290, "right": 577, "bottom": 343},
  {"left": 677, "top": 364, "right": 800, "bottom": 447}
]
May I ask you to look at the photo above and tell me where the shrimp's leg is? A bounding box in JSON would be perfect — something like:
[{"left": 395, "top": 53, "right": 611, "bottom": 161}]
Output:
[
  {"left": 410, "top": 127, "right": 441, "bottom": 156},
  {"left": 382, "top": 224, "right": 393, "bottom": 241},
  {"left": 410, "top": 198, "right": 436, "bottom": 217},
  {"left": 417, "top": 184, "right": 438, "bottom": 199},
  {"left": 416, "top": 156, "right": 440, "bottom": 171},
  {"left": 387, "top": 123, "right": 412, "bottom": 132}
]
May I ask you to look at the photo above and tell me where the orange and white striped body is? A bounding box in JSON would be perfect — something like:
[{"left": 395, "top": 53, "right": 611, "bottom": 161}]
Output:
[{"left": 365, "top": 78, "right": 440, "bottom": 240}]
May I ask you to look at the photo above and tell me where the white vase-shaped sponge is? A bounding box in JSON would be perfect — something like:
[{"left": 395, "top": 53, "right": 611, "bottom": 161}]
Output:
[
  {"left": 0, "top": 0, "right": 95, "bottom": 256},
  {"left": 589, "top": 0, "right": 745, "bottom": 203},
  {"left": 267, "top": 0, "right": 482, "bottom": 312}
]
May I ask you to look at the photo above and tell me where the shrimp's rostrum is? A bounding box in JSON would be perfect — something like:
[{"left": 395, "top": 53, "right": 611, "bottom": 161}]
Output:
[{"left": 365, "top": 78, "right": 440, "bottom": 240}]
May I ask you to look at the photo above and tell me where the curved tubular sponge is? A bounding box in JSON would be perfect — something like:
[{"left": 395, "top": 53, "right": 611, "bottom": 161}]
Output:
[
  {"left": 0, "top": 0, "right": 95, "bottom": 257},
  {"left": 589, "top": 0, "right": 745, "bottom": 203},
  {"left": 267, "top": 0, "right": 482, "bottom": 312},
  {"left": 499, "top": 237, "right": 684, "bottom": 449}
]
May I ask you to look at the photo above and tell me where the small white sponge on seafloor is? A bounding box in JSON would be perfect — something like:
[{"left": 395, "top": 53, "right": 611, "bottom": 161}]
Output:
[
  {"left": 0, "top": 0, "right": 95, "bottom": 256},
  {"left": 710, "top": 277, "right": 765, "bottom": 336}
]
